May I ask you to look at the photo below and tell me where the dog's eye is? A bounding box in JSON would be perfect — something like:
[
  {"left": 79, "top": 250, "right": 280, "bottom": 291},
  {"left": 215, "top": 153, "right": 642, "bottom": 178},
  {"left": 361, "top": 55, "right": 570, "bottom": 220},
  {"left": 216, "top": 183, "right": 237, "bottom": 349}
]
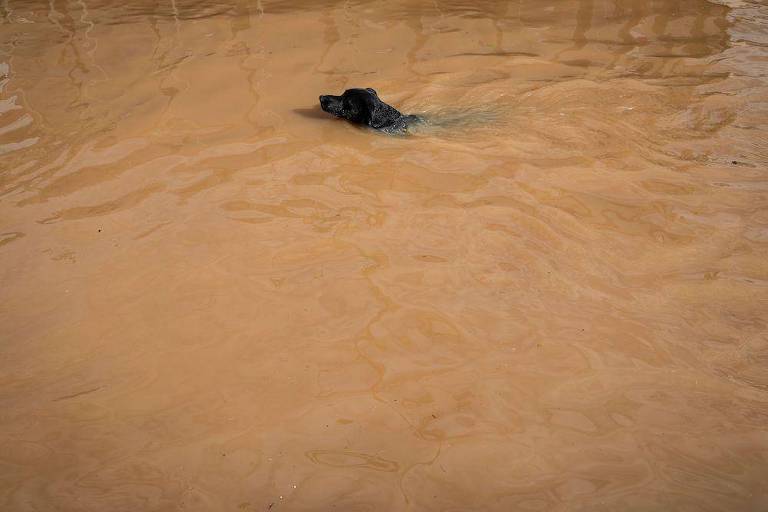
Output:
[{"left": 366, "top": 88, "right": 377, "bottom": 96}]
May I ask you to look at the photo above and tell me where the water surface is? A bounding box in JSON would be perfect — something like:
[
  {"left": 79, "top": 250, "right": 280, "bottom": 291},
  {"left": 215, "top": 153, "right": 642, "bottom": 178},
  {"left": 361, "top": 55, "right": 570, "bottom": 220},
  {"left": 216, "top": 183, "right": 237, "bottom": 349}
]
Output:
[{"left": 1, "top": 1, "right": 768, "bottom": 510}]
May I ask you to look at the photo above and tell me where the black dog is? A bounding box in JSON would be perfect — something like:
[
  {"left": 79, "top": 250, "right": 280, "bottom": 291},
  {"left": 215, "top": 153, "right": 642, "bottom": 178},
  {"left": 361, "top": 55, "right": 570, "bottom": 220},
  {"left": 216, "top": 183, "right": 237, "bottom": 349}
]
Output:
[{"left": 319, "top": 88, "right": 420, "bottom": 133}]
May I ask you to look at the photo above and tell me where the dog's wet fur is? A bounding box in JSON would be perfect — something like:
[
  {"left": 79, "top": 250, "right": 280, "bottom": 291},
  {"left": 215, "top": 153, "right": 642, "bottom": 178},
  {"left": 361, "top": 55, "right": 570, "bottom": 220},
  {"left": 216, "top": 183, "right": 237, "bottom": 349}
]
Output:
[{"left": 319, "top": 88, "right": 421, "bottom": 134}]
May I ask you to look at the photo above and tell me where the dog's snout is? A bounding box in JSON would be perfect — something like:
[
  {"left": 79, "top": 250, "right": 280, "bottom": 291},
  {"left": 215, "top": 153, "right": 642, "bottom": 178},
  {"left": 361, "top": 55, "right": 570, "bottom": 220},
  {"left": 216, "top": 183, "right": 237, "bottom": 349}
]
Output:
[{"left": 319, "top": 94, "right": 343, "bottom": 116}]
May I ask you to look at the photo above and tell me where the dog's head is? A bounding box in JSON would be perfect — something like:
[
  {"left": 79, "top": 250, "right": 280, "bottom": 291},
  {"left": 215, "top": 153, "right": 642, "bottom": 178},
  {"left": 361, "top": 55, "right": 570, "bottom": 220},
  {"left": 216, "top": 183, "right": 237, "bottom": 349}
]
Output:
[{"left": 319, "top": 88, "right": 380, "bottom": 126}]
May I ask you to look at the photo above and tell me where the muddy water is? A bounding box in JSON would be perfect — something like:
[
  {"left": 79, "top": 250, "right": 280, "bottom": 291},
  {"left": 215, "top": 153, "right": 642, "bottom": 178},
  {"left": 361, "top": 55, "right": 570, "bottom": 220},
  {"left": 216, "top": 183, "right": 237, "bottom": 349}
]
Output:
[{"left": 1, "top": 0, "right": 768, "bottom": 510}]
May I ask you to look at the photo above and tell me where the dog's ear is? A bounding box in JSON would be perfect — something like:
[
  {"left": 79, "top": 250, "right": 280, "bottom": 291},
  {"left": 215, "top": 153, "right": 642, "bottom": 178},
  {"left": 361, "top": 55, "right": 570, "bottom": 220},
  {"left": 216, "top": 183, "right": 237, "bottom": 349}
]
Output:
[
  {"left": 346, "top": 98, "right": 359, "bottom": 118},
  {"left": 343, "top": 94, "right": 372, "bottom": 124},
  {"left": 366, "top": 88, "right": 378, "bottom": 96}
]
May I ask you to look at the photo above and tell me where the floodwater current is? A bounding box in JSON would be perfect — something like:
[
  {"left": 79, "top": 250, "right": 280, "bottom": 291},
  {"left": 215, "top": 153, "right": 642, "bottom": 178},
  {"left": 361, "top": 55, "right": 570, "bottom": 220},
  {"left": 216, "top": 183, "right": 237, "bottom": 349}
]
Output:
[{"left": 1, "top": 1, "right": 768, "bottom": 511}]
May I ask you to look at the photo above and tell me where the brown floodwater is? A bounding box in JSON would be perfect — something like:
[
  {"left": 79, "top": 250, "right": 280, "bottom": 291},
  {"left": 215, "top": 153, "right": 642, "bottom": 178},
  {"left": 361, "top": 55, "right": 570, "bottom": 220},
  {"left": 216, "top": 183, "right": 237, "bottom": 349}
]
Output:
[{"left": 1, "top": 0, "right": 768, "bottom": 510}]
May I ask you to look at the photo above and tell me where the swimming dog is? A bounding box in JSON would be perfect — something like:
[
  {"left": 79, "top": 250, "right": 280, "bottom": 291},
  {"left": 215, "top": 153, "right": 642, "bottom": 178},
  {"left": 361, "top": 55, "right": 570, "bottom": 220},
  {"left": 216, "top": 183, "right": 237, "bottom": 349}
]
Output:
[{"left": 319, "top": 88, "right": 420, "bottom": 133}]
